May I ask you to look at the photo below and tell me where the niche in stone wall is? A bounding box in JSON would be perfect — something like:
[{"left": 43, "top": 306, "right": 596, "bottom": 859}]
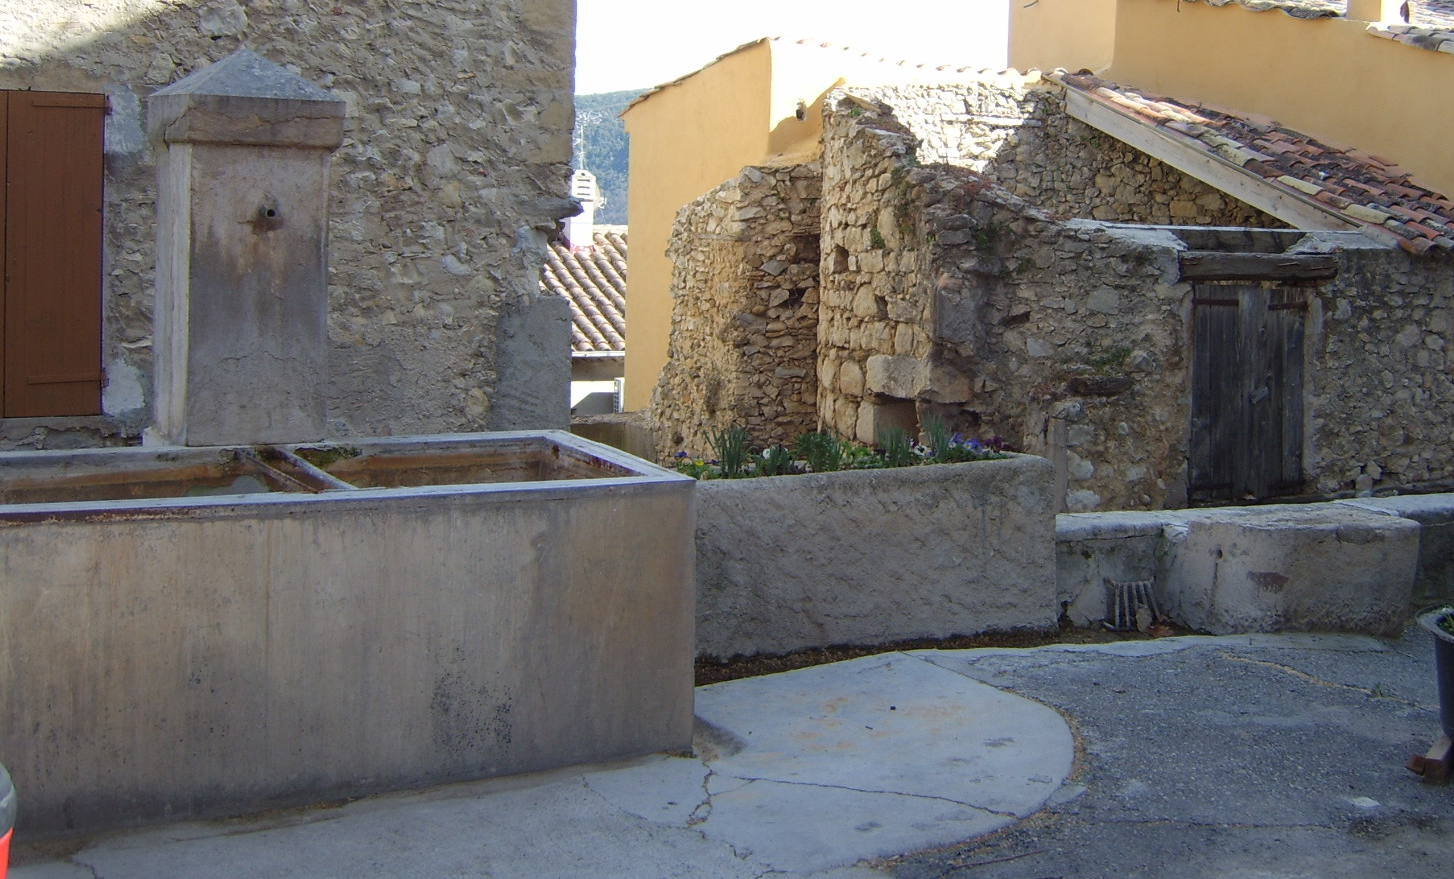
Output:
[{"left": 857, "top": 395, "right": 918, "bottom": 445}]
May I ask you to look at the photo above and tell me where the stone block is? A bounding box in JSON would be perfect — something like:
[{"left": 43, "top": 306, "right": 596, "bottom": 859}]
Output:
[
  {"left": 923, "top": 363, "right": 972, "bottom": 403},
  {"left": 1163, "top": 505, "right": 1419, "bottom": 636},
  {"left": 865, "top": 354, "right": 925, "bottom": 398},
  {"left": 487, "top": 293, "right": 571, "bottom": 430},
  {"left": 1340, "top": 495, "right": 1454, "bottom": 604}
]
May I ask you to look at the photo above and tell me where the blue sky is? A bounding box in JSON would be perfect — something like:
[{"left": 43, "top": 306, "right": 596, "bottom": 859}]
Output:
[{"left": 574, "top": 0, "right": 1009, "bottom": 95}]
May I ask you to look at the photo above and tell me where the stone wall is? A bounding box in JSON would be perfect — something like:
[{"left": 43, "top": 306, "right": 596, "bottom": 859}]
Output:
[
  {"left": 653, "top": 77, "right": 1454, "bottom": 509},
  {"left": 1309, "top": 244, "right": 1454, "bottom": 495},
  {"left": 819, "top": 84, "right": 1454, "bottom": 511},
  {"left": 1, "top": 0, "right": 575, "bottom": 445},
  {"left": 819, "top": 97, "right": 1197, "bottom": 507},
  {"left": 865, "top": 80, "right": 1282, "bottom": 228},
  {"left": 650, "top": 163, "right": 820, "bottom": 459},
  {"left": 667, "top": 77, "right": 1281, "bottom": 459}
]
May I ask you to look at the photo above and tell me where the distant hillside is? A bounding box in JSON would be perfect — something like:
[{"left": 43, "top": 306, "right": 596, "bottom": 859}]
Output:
[{"left": 573, "top": 89, "right": 639, "bottom": 226}]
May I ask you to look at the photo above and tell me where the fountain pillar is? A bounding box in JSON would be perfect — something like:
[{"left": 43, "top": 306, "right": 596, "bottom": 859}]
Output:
[{"left": 147, "top": 49, "right": 345, "bottom": 445}]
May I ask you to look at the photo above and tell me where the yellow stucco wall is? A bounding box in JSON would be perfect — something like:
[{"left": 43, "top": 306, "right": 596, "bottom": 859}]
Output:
[
  {"left": 1009, "top": 0, "right": 1118, "bottom": 73},
  {"left": 621, "top": 30, "right": 1012, "bottom": 411},
  {"left": 1105, "top": 0, "right": 1454, "bottom": 196},
  {"left": 620, "top": 41, "right": 777, "bottom": 410}
]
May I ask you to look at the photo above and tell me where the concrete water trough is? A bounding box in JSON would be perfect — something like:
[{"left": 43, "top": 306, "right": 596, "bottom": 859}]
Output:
[{"left": 0, "top": 431, "right": 697, "bottom": 837}]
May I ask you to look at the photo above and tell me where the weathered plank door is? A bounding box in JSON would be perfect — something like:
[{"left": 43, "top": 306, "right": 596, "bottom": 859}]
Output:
[
  {"left": 1, "top": 90, "right": 106, "bottom": 417},
  {"left": 1189, "top": 282, "right": 1306, "bottom": 501}
]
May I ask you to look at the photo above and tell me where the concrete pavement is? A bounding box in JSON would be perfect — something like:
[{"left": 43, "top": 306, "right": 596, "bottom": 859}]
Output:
[
  {"left": 9, "top": 652, "right": 1073, "bottom": 878},
  {"left": 10, "top": 630, "right": 1451, "bottom": 878}
]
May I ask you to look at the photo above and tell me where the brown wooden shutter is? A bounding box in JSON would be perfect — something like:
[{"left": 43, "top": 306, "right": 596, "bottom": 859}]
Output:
[{"left": 2, "top": 91, "right": 106, "bottom": 417}]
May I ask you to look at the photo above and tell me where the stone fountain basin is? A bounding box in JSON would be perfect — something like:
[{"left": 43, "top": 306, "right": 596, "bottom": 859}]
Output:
[
  {"left": 0, "top": 431, "right": 653, "bottom": 507},
  {"left": 0, "top": 431, "right": 697, "bottom": 837}
]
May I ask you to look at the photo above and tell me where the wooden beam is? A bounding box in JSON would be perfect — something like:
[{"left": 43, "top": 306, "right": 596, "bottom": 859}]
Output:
[
  {"left": 1407, "top": 735, "right": 1453, "bottom": 784},
  {"left": 1063, "top": 90, "right": 1362, "bottom": 233},
  {"left": 1179, "top": 251, "right": 1339, "bottom": 281}
]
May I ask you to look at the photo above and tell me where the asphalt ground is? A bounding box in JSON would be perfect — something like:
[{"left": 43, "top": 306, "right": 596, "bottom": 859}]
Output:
[{"left": 887, "top": 630, "right": 1454, "bottom": 879}]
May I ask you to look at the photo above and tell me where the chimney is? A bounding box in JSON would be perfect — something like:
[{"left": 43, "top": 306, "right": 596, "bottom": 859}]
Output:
[
  {"left": 565, "top": 169, "right": 600, "bottom": 249},
  {"left": 1346, "top": 0, "right": 1407, "bottom": 22}
]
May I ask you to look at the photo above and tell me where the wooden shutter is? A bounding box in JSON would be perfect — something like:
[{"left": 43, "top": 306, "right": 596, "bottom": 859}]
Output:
[{"left": 2, "top": 91, "right": 106, "bottom": 417}]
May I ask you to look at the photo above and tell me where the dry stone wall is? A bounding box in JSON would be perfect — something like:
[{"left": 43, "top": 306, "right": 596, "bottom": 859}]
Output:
[
  {"left": 1310, "top": 245, "right": 1454, "bottom": 497},
  {"left": 820, "top": 94, "right": 1195, "bottom": 508},
  {"left": 2, "top": 0, "right": 575, "bottom": 445},
  {"left": 819, "top": 85, "right": 1454, "bottom": 510},
  {"left": 653, "top": 78, "right": 1453, "bottom": 509},
  {"left": 872, "top": 80, "right": 1283, "bottom": 228},
  {"left": 650, "top": 163, "right": 820, "bottom": 459},
  {"left": 814, "top": 78, "right": 1281, "bottom": 457}
]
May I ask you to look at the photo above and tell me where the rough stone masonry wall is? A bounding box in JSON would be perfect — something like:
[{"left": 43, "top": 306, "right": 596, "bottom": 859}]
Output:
[
  {"left": 821, "top": 87, "right": 1454, "bottom": 510},
  {"left": 1310, "top": 244, "right": 1454, "bottom": 497},
  {"left": 816, "top": 102, "right": 939, "bottom": 445},
  {"left": 1, "top": 0, "right": 574, "bottom": 446},
  {"left": 872, "top": 80, "right": 1283, "bottom": 228},
  {"left": 650, "top": 163, "right": 820, "bottom": 459},
  {"left": 821, "top": 94, "right": 1195, "bottom": 509},
  {"left": 816, "top": 82, "right": 1281, "bottom": 453}
]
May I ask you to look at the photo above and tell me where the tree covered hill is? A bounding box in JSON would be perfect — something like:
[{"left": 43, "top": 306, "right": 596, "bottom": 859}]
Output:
[{"left": 573, "top": 89, "right": 640, "bottom": 226}]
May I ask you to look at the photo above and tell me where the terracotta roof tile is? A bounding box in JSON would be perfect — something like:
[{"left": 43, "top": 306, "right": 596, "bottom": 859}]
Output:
[
  {"left": 1170, "top": 0, "right": 1340, "bottom": 19},
  {"left": 1172, "top": 1, "right": 1454, "bottom": 44},
  {"left": 1055, "top": 72, "right": 1454, "bottom": 254},
  {"left": 541, "top": 228, "right": 627, "bottom": 353}
]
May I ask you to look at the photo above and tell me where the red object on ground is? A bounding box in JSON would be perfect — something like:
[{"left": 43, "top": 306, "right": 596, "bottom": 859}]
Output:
[{"left": 1, "top": 826, "right": 9, "bottom": 879}]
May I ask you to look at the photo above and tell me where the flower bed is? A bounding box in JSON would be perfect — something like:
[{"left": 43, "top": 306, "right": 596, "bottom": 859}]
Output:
[{"left": 673, "top": 420, "right": 1010, "bottom": 480}]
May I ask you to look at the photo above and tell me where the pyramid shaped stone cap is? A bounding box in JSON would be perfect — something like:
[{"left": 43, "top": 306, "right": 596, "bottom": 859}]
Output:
[{"left": 147, "top": 48, "right": 345, "bottom": 149}]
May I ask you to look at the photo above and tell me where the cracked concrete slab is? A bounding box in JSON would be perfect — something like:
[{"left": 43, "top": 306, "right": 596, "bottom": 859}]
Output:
[
  {"left": 695, "top": 653, "right": 1072, "bottom": 819},
  {"left": 9, "top": 651, "right": 1073, "bottom": 879}
]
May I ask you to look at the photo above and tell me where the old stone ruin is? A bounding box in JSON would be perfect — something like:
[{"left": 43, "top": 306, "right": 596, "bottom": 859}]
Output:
[{"left": 650, "top": 75, "right": 1454, "bottom": 512}]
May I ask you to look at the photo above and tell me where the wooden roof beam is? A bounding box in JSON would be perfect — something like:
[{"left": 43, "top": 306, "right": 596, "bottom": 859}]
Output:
[{"left": 1062, "top": 89, "right": 1362, "bottom": 233}]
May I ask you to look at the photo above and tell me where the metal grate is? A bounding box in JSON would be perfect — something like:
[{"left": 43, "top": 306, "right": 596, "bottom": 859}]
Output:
[{"left": 1104, "top": 578, "right": 1162, "bottom": 632}]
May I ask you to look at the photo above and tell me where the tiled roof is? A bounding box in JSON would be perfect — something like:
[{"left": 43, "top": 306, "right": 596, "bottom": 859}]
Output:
[
  {"left": 1055, "top": 73, "right": 1454, "bottom": 254},
  {"left": 542, "top": 227, "right": 627, "bottom": 353},
  {"left": 1172, "top": 0, "right": 1454, "bottom": 37},
  {"left": 1170, "top": 0, "right": 1340, "bottom": 18},
  {"left": 1369, "top": 19, "right": 1454, "bottom": 51},
  {"left": 1406, "top": 0, "right": 1454, "bottom": 28}
]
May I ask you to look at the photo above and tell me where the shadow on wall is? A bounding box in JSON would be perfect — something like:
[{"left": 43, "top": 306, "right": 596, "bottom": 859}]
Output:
[{"left": 2, "top": 0, "right": 576, "bottom": 443}]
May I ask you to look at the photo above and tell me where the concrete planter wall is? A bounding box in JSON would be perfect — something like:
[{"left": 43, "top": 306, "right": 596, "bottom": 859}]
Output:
[
  {"left": 694, "top": 454, "right": 1057, "bottom": 659},
  {"left": 0, "top": 433, "right": 696, "bottom": 837}
]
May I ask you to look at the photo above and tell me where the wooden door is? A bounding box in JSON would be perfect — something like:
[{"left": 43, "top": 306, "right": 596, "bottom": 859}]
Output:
[
  {"left": 1, "top": 90, "right": 106, "bottom": 417},
  {"left": 1189, "top": 282, "right": 1306, "bottom": 501}
]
